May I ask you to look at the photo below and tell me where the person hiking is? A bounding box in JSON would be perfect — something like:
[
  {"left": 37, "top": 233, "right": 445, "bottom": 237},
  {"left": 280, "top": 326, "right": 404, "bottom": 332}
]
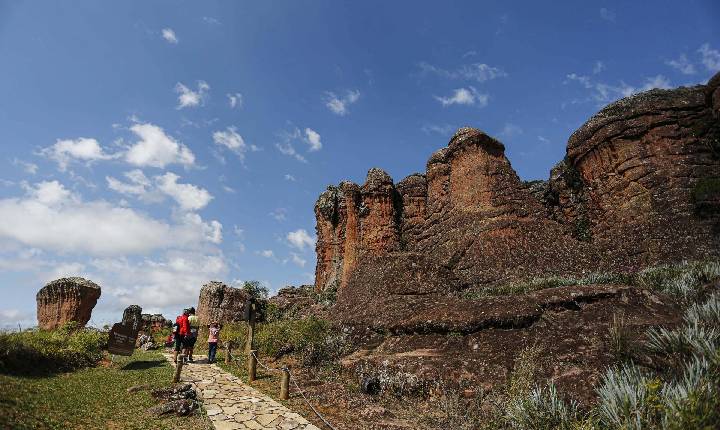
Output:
[
  {"left": 172, "top": 308, "right": 190, "bottom": 364},
  {"left": 207, "top": 321, "right": 221, "bottom": 363},
  {"left": 185, "top": 307, "right": 200, "bottom": 362}
]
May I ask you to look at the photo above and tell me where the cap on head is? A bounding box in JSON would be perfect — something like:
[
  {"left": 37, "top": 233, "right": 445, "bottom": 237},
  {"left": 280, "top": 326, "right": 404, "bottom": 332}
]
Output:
[{"left": 189, "top": 307, "right": 196, "bottom": 314}]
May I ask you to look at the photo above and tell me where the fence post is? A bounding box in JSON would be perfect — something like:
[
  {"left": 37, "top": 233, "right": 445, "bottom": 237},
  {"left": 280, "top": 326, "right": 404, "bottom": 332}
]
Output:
[
  {"left": 245, "top": 319, "right": 255, "bottom": 353},
  {"left": 248, "top": 349, "right": 257, "bottom": 383},
  {"left": 225, "top": 344, "right": 231, "bottom": 364},
  {"left": 173, "top": 356, "right": 184, "bottom": 383},
  {"left": 280, "top": 367, "right": 290, "bottom": 400}
]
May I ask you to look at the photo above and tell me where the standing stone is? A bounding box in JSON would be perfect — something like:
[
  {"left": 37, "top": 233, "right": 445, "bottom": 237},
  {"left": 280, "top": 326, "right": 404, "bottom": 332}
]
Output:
[
  {"left": 36, "top": 277, "right": 101, "bottom": 330},
  {"left": 122, "top": 305, "right": 143, "bottom": 332},
  {"left": 196, "top": 281, "right": 249, "bottom": 325}
]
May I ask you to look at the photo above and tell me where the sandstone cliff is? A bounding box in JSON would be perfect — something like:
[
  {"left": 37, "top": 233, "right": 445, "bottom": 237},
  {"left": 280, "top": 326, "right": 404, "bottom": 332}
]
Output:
[
  {"left": 196, "top": 281, "right": 249, "bottom": 325},
  {"left": 315, "top": 73, "right": 720, "bottom": 327},
  {"left": 36, "top": 277, "right": 101, "bottom": 330}
]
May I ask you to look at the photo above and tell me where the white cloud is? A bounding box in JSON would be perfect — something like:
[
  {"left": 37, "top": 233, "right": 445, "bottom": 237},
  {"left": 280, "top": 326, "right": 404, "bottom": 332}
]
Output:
[
  {"left": 202, "top": 17, "right": 221, "bottom": 25},
  {"left": 227, "top": 93, "right": 243, "bottom": 108},
  {"left": 287, "top": 229, "right": 315, "bottom": 251},
  {"left": 13, "top": 158, "right": 38, "bottom": 174},
  {"left": 269, "top": 208, "right": 287, "bottom": 222},
  {"left": 290, "top": 252, "right": 306, "bottom": 268},
  {"left": 106, "top": 169, "right": 152, "bottom": 198},
  {"left": 0, "top": 180, "right": 222, "bottom": 255},
  {"left": 175, "top": 81, "right": 210, "bottom": 109},
  {"left": 565, "top": 73, "right": 672, "bottom": 104},
  {"left": 284, "top": 174, "right": 296, "bottom": 182},
  {"left": 213, "top": 127, "right": 248, "bottom": 160},
  {"left": 538, "top": 136, "right": 550, "bottom": 144},
  {"left": 324, "top": 90, "right": 360, "bottom": 116},
  {"left": 304, "top": 128, "right": 322, "bottom": 151},
  {"left": 600, "top": 8, "right": 616, "bottom": 22},
  {"left": 421, "top": 124, "right": 455, "bottom": 135},
  {"left": 259, "top": 250, "right": 275, "bottom": 258},
  {"left": 41, "top": 137, "right": 113, "bottom": 171},
  {"left": 125, "top": 123, "right": 195, "bottom": 168},
  {"left": 699, "top": 43, "right": 720, "bottom": 72},
  {"left": 156, "top": 172, "right": 213, "bottom": 211},
  {"left": 418, "top": 62, "right": 507, "bottom": 82},
  {"left": 434, "top": 87, "right": 488, "bottom": 107},
  {"left": 161, "top": 28, "right": 178, "bottom": 44},
  {"left": 276, "top": 142, "right": 306, "bottom": 163},
  {"left": 665, "top": 54, "right": 696, "bottom": 75}
]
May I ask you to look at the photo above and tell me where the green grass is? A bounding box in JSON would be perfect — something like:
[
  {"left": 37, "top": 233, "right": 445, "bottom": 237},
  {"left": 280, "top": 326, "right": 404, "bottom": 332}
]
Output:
[{"left": 0, "top": 350, "right": 213, "bottom": 430}]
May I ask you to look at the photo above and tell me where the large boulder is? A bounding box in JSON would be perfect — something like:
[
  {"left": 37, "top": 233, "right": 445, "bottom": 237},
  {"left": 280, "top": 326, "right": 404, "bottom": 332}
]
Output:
[
  {"left": 36, "top": 277, "right": 101, "bottom": 330},
  {"left": 196, "top": 281, "right": 249, "bottom": 325},
  {"left": 122, "top": 305, "right": 142, "bottom": 331}
]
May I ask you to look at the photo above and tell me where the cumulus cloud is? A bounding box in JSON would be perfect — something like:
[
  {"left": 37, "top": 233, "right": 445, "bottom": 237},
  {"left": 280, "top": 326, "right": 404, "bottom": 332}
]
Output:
[
  {"left": 287, "top": 229, "right": 315, "bottom": 251},
  {"left": 258, "top": 250, "right": 275, "bottom": 258},
  {"left": 227, "top": 93, "right": 243, "bottom": 108},
  {"left": 699, "top": 43, "right": 720, "bottom": 72},
  {"left": 0, "top": 180, "right": 222, "bottom": 256},
  {"left": 175, "top": 81, "right": 210, "bottom": 109},
  {"left": 106, "top": 169, "right": 152, "bottom": 198},
  {"left": 41, "top": 137, "right": 113, "bottom": 171},
  {"left": 161, "top": 28, "right": 178, "bottom": 44},
  {"left": 156, "top": 172, "right": 213, "bottom": 211},
  {"left": 12, "top": 158, "right": 38, "bottom": 175},
  {"left": 324, "top": 90, "right": 360, "bottom": 116},
  {"left": 434, "top": 87, "right": 488, "bottom": 107},
  {"left": 284, "top": 174, "right": 296, "bottom": 182},
  {"left": 125, "top": 123, "right": 195, "bottom": 168},
  {"left": 419, "top": 62, "right": 507, "bottom": 82},
  {"left": 213, "top": 127, "right": 249, "bottom": 160},
  {"left": 269, "top": 208, "right": 287, "bottom": 222},
  {"left": 290, "top": 253, "right": 306, "bottom": 268},
  {"left": 304, "top": 128, "right": 322, "bottom": 151}
]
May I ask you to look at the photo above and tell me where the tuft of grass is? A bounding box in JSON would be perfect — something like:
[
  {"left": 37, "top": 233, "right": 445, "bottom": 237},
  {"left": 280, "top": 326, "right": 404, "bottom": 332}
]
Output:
[
  {"left": 608, "top": 312, "right": 634, "bottom": 362},
  {"left": 506, "top": 383, "right": 581, "bottom": 430}
]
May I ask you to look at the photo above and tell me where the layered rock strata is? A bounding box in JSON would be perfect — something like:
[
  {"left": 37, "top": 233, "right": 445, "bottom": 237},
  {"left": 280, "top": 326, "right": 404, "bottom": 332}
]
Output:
[
  {"left": 196, "top": 281, "right": 249, "bottom": 325},
  {"left": 315, "top": 73, "right": 720, "bottom": 326},
  {"left": 36, "top": 277, "right": 101, "bottom": 330}
]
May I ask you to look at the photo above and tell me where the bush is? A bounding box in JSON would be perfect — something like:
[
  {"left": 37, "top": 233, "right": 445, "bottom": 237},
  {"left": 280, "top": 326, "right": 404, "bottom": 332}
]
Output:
[
  {"left": 0, "top": 326, "right": 108, "bottom": 375},
  {"left": 635, "top": 260, "right": 720, "bottom": 304},
  {"left": 506, "top": 383, "right": 581, "bottom": 430},
  {"left": 254, "top": 317, "right": 346, "bottom": 366}
]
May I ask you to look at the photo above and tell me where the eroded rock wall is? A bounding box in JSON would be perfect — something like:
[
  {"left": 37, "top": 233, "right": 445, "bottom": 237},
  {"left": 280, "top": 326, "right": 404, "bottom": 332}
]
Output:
[
  {"left": 36, "top": 277, "right": 101, "bottom": 330},
  {"left": 196, "top": 281, "right": 249, "bottom": 325},
  {"left": 316, "top": 73, "right": 720, "bottom": 327}
]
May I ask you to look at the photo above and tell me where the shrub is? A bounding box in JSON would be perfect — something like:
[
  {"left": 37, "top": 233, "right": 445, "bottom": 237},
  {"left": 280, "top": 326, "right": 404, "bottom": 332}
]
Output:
[
  {"left": 506, "top": 383, "right": 581, "bottom": 430},
  {"left": 253, "top": 317, "right": 346, "bottom": 366},
  {"left": 596, "top": 363, "right": 662, "bottom": 429},
  {"left": 0, "top": 327, "right": 107, "bottom": 375},
  {"left": 635, "top": 260, "right": 720, "bottom": 304}
]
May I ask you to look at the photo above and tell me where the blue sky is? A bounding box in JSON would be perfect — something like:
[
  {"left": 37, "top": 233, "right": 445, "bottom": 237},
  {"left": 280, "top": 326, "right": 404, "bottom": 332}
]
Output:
[{"left": 0, "top": 1, "right": 718, "bottom": 328}]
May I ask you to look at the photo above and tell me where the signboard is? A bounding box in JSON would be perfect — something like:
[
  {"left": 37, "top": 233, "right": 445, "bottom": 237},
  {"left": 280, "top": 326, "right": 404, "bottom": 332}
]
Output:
[{"left": 107, "top": 322, "right": 138, "bottom": 356}]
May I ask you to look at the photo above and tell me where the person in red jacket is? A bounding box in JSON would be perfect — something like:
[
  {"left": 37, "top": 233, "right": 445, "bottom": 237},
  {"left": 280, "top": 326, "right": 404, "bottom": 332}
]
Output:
[{"left": 172, "top": 308, "right": 190, "bottom": 364}]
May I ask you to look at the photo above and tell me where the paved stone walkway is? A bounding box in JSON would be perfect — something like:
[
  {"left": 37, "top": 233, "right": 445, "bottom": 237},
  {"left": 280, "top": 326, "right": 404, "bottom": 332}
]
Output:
[{"left": 164, "top": 355, "right": 320, "bottom": 430}]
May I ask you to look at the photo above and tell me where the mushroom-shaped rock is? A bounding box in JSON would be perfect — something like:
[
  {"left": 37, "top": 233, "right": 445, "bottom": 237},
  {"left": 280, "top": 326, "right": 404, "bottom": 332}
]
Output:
[
  {"left": 122, "top": 305, "right": 143, "bottom": 331},
  {"left": 36, "top": 277, "right": 101, "bottom": 330}
]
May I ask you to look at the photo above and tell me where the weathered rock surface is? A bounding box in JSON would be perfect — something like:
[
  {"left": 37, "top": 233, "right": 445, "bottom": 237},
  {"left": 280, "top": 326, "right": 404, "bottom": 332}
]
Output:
[
  {"left": 196, "top": 281, "right": 249, "bottom": 325},
  {"left": 140, "top": 313, "right": 170, "bottom": 332},
  {"left": 122, "top": 305, "right": 142, "bottom": 332},
  {"left": 36, "top": 277, "right": 101, "bottom": 330},
  {"left": 315, "top": 73, "right": 720, "bottom": 327},
  {"left": 267, "top": 285, "right": 328, "bottom": 320}
]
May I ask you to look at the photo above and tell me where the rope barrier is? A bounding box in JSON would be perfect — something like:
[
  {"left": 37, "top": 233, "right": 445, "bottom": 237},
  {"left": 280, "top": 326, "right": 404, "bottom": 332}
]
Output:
[{"left": 247, "top": 350, "right": 337, "bottom": 430}]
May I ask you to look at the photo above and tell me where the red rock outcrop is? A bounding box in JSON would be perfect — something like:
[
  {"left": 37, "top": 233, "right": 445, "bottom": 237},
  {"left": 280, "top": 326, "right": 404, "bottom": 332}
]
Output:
[
  {"left": 36, "top": 277, "right": 101, "bottom": 330},
  {"left": 196, "top": 281, "right": 249, "bottom": 325},
  {"left": 315, "top": 72, "right": 720, "bottom": 327}
]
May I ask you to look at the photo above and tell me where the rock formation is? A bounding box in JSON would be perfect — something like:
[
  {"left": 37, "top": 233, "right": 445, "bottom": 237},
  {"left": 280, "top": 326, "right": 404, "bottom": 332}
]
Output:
[
  {"left": 196, "top": 281, "right": 249, "bottom": 325},
  {"left": 314, "top": 72, "right": 720, "bottom": 327},
  {"left": 36, "top": 277, "right": 101, "bottom": 330},
  {"left": 140, "top": 313, "right": 170, "bottom": 332},
  {"left": 122, "top": 305, "right": 142, "bottom": 332}
]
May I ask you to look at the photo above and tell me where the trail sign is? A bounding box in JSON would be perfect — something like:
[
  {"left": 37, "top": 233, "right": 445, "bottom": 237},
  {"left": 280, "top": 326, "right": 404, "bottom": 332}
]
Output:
[{"left": 107, "top": 322, "right": 138, "bottom": 356}]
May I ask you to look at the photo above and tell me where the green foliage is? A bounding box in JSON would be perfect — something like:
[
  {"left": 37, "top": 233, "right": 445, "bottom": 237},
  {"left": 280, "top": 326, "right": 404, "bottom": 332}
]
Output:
[
  {"left": 635, "top": 259, "right": 720, "bottom": 304},
  {"left": 240, "top": 280, "right": 269, "bottom": 299},
  {"left": 507, "top": 346, "right": 543, "bottom": 400},
  {"left": 0, "top": 327, "right": 107, "bottom": 375},
  {"left": 0, "top": 351, "right": 213, "bottom": 430},
  {"left": 608, "top": 312, "right": 634, "bottom": 362},
  {"left": 254, "top": 317, "right": 346, "bottom": 366},
  {"left": 506, "top": 383, "right": 581, "bottom": 430}
]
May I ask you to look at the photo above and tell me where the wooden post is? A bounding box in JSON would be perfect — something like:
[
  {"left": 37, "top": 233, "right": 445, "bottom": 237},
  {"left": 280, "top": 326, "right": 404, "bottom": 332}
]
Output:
[
  {"left": 248, "top": 349, "right": 257, "bottom": 383},
  {"left": 225, "top": 344, "right": 232, "bottom": 364},
  {"left": 280, "top": 367, "right": 290, "bottom": 400},
  {"left": 245, "top": 319, "right": 255, "bottom": 353},
  {"left": 173, "top": 356, "right": 184, "bottom": 383}
]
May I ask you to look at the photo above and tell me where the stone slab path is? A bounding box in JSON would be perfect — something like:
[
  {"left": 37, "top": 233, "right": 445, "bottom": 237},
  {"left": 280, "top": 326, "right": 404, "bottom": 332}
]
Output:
[{"left": 164, "top": 355, "right": 320, "bottom": 430}]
